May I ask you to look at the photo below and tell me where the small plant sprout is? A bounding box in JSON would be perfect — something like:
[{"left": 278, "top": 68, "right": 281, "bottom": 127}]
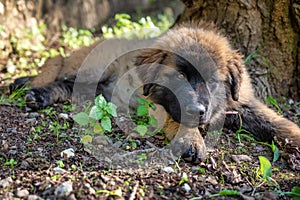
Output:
[
  {"left": 73, "top": 94, "right": 117, "bottom": 144},
  {"left": 265, "top": 96, "right": 283, "bottom": 115},
  {"left": 4, "top": 158, "right": 18, "bottom": 169},
  {"left": 179, "top": 172, "right": 189, "bottom": 186},
  {"left": 257, "top": 156, "right": 279, "bottom": 187},
  {"left": 209, "top": 189, "right": 239, "bottom": 198},
  {"left": 133, "top": 98, "right": 159, "bottom": 137}
]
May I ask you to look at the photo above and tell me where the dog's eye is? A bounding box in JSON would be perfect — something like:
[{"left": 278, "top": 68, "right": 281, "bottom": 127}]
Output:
[{"left": 177, "top": 72, "right": 186, "bottom": 80}]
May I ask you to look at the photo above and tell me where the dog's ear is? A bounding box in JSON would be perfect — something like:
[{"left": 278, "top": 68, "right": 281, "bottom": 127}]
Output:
[
  {"left": 227, "top": 51, "right": 244, "bottom": 101},
  {"left": 136, "top": 48, "right": 168, "bottom": 96}
]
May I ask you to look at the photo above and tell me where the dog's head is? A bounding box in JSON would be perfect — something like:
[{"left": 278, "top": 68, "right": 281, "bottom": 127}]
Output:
[{"left": 136, "top": 27, "right": 244, "bottom": 128}]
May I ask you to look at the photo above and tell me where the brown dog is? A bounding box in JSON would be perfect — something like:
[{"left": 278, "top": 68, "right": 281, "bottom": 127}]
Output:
[{"left": 11, "top": 22, "right": 300, "bottom": 163}]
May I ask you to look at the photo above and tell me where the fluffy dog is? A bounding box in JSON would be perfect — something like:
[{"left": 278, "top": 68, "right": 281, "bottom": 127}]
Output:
[{"left": 10, "top": 22, "right": 300, "bottom": 163}]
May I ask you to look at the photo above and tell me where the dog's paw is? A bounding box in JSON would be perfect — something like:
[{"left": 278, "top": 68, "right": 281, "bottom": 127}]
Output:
[
  {"left": 25, "top": 88, "right": 50, "bottom": 109},
  {"left": 9, "top": 76, "right": 33, "bottom": 93},
  {"left": 170, "top": 129, "right": 206, "bottom": 163}
]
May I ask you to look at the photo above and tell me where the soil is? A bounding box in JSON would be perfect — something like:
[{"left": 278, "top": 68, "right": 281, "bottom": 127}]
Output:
[{"left": 0, "top": 90, "right": 300, "bottom": 200}]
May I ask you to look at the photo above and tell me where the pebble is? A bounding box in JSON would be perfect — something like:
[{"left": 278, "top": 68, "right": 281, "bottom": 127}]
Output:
[
  {"left": 27, "top": 194, "right": 43, "bottom": 200},
  {"left": 59, "top": 113, "right": 69, "bottom": 120},
  {"left": 6, "top": 128, "right": 17, "bottom": 133},
  {"left": 162, "top": 166, "right": 174, "bottom": 174},
  {"left": 0, "top": 177, "right": 13, "bottom": 188},
  {"left": 16, "top": 189, "right": 29, "bottom": 198},
  {"left": 61, "top": 148, "right": 75, "bottom": 158},
  {"left": 287, "top": 99, "right": 294, "bottom": 105},
  {"left": 231, "top": 155, "right": 252, "bottom": 163},
  {"left": 84, "top": 183, "right": 96, "bottom": 195},
  {"left": 93, "top": 135, "right": 109, "bottom": 146},
  {"left": 25, "top": 118, "right": 36, "bottom": 124},
  {"left": 54, "top": 181, "right": 73, "bottom": 198},
  {"left": 53, "top": 166, "right": 67, "bottom": 174},
  {"left": 28, "top": 112, "right": 39, "bottom": 118},
  {"left": 182, "top": 183, "right": 191, "bottom": 193},
  {"left": 112, "top": 141, "right": 123, "bottom": 148}
]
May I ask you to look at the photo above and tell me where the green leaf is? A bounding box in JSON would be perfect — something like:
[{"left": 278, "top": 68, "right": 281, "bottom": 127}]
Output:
[
  {"left": 135, "top": 125, "right": 148, "bottom": 136},
  {"left": 94, "top": 122, "right": 104, "bottom": 134},
  {"left": 95, "top": 95, "right": 107, "bottom": 108},
  {"left": 106, "top": 102, "right": 117, "bottom": 117},
  {"left": 148, "top": 115, "right": 158, "bottom": 127},
  {"left": 81, "top": 135, "right": 93, "bottom": 145},
  {"left": 101, "top": 116, "right": 112, "bottom": 132},
  {"left": 89, "top": 106, "right": 103, "bottom": 120},
  {"left": 137, "top": 105, "right": 148, "bottom": 117},
  {"left": 73, "top": 112, "right": 89, "bottom": 126},
  {"left": 210, "top": 189, "right": 239, "bottom": 197},
  {"left": 271, "top": 141, "right": 280, "bottom": 162},
  {"left": 137, "top": 98, "right": 146, "bottom": 105},
  {"left": 258, "top": 156, "right": 272, "bottom": 182}
]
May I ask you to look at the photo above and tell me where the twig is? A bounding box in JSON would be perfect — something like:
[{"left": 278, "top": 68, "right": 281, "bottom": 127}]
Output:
[{"left": 129, "top": 181, "right": 139, "bottom": 200}]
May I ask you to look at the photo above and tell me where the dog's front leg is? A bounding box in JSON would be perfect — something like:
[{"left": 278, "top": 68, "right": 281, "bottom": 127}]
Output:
[{"left": 163, "top": 118, "right": 206, "bottom": 163}]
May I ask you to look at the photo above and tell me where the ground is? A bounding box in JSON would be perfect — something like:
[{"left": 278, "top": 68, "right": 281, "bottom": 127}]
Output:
[{"left": 0, "top": 89, "right": 299, "bottom": 199}]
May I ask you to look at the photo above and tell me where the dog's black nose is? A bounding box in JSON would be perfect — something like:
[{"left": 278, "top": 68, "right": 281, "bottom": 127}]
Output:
[{"left": 186, "top": 104, "right": 206, "bottom": 116}]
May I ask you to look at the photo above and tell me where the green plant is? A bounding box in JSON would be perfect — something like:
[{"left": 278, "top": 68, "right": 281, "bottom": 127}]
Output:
[
  {"left": 4, "top": 158, "right": 17, "bottom": 169},
  {"left": 209, "top": 189, "right": 239, "bottom": 198},
  {"left": 265, "top": 96, "right": 283, "bottom": 114},
  {"left": 0, "top": 86, "right": 28, "bottom": 107},
  {"left": 179, "top": 172, "right": 188, "bottom": 186},
  {"left": 276, "top": 186, "right": 300, "bottom": 199},
  {"left": 73, "top": 94, "right": 117, "bottom": 144},
  {"left": 132, "top": 98, "right": 159, "bottom": 137},
  {"left": 236, "top": 113, "right": 251, "bottom": 143},
  {"left": 258, "top": 141, "right": 280, "bottom": 162},
  {"left": 101, "top": 12, "right": 174, "bottom": 39},
  {"left": 60, "top": 25, "right": 95, "bottom": 49},
  {"left": 57, "top": 160, "right": 65, "bottom": 168}
]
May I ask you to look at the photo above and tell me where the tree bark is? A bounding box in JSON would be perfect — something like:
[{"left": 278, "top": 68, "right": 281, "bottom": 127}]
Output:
[{"left": 176, "top": 0, "right": 300, "bottom": 100}]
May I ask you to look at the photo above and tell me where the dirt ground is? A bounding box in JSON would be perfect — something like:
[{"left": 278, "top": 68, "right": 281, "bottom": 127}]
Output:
[{"left": 0, "top": 92, "right": 300, "bottom": 200}]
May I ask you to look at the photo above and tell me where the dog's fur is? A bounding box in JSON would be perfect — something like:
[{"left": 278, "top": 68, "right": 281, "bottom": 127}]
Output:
[{"left": 11, "top": 22, "right": 300, "bottom": 163}]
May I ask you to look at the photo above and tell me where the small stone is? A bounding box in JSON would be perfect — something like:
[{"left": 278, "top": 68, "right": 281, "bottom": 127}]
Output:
[
  {"left": 0, "top": 177, "right": 13, "bottom": 188},
  {"left": 20, "top": 160, "right": 30, "bottom": 169},
  {"left": 182, "top": 183, "right": 191, "bottom": 193},
  {"left": 59, "top": 113, "right": 69, "bottom": 120},
  {"left": 61, "top": 148, "right": 75, "bottom": 158},
  {"left": 6, "top": 128, "right": 17, "bottom": 133},
  {"left": 27, "top": 194, "right": 43, "bottom": 200},
  {"left": 25, "top": 118, "right": 36, "bottom": 124},
  {"left": 28, "top": 112, "right": 39, "bottom": 118},
  {"left": 232, "top": 155, "right": 252, "bottom": 163},
  {"left": 162, "top": 166, "right": 174, "bottom": 174},
  {"left": 287, "top": 99, "right": 294, "bottom": 105},
  {"left": 84, "top": 183, "right": 96, "bottom": 195},
  {"left": 206, "top": 176, "right": 217, "bottom": 185},
  {"left": 53, "top": 167, "right": 67, "bottom": 174},
  {"left": 93, "top": 135, "right": 109, "bottom": 146},
  {"left": 112, "top": 141, "right": 123, "bottom": 148},
  {"left": 16, "top": 189, "right": 29, "bottom": 198},
  {"left": 54, "top": 181, "right": 73, "bottom": 198}
]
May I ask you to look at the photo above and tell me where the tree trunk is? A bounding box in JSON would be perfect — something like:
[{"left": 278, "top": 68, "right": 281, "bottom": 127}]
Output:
[{"left": 176, "top": 0, "right": 300, "bottom": 100}]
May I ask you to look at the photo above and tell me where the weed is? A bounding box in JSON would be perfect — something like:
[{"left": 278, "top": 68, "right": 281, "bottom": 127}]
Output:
[
  {"left": 101, "top": 12, "right": 173, "bottom": 39},
  {"left": 60, "top": 25, "right": 95, "bottom": 49},
  {"left": 4, "top": 158, "right": 17, "bottom": 169},
  {"left": 209, "top": 189, "right": 239, "bottom": 198},
  {"left": 179, "top": 172, "right": 188, "bottom": 186},
  {"left": 73, "top": 94, "right": 117, "bottom": 144},
  {"left": 258, "top": 141, "right": 280, "bottom": 162},
  {"left": 244, "top": 50, "right": 258, "bottom": 65},
  {"left": 133, "top": 98, "right": 159, "bottom": 137},
  {"left": 265, "top": 96, "right": 283, "bottom": 114},
  {"left": 56, "top": 160, "right": 65, "bottom": 168}
]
